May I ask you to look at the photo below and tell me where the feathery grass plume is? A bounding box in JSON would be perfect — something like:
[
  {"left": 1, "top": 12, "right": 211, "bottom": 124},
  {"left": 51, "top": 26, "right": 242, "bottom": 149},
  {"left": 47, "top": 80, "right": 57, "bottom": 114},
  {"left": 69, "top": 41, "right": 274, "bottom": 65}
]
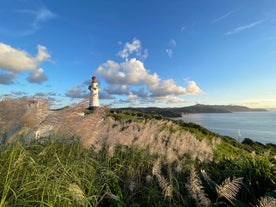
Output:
[
  {"left": 128, "top": 181, "right": 136, "bottom": 192},
  {"left": 152, "top": 158, "right": 173, "bottom": 198},
  {"left": 152, "top": 158, "right": 161, "bottom": 176},
  {"left": 1, "top": 97, "right": 216, "bottom": 165},
  {"left": 156, "top": 174, "right": 173, "bottom": 198},
  {"left": 165, "top": 147, "right": 178, "bottom": 164},
  {"left": 186, "top": 166, "right": 211, "bottom": 207},
  {"left": 68, "top": 183, "right": 88, "bottom": 206},
  {"left": 175, "top": 162, "right": 183, "bottom": 173},
  {"left": 106, "top": 190, "right": 119, "bottom": 201},
  {"left": 215, "top": 177, "right": 243, "bottom": 205},
  {"left": 145, "top": 175, "right": 153, "bottom": 183},
  {"left": 255, "top": 196, "right": 276, "bottom": 207}
]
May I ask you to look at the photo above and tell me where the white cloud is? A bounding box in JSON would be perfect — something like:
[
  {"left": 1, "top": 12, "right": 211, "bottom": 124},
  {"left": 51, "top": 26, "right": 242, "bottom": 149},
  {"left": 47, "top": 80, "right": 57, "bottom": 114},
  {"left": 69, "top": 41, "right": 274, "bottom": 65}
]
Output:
[
  {"left": 154, "top": 96, "right": 186, "bottom": 104},
  {"left": 225, "top": 19, "right": 265, "bottom": 35},
  {"left": 181, "top": 26, "right": 185, "bottom": 32},
  {"left": 166, "top": 96, "right": 186, "bottom": 104},
  {"left": 0, "top": 7, "right": 56, "bottom": 37},
  {"left": 96, "top": 60, "right": 125, "bottom": 85},
  {"left": 16, "top": 7, "right": 56, "bottom": 35},
  {"left": 118, "top": 38, "right": 141, "bottom": 59},
  {"left": 118, "top": 38, "right": 148, "bottom": 60},
  {"left": 96, "top": 38, "right": 202, "bottom": 106},
  {"left": 148, "top": 80, "right": 201, "bottom": 98},
  {"left": 65, "top": 86, "right": 88, "bottom": 99},
  {"left": 128, "top": 92, "right": 138, "bottom": 102},
  {"left": 97, "top": 58, "right": 159, "bottom": 86},
  {"left": 211, "top": 9, "right": 239, "bottom": 24},
  {"left": 99, "top": 91, "right": 115, "bottom": 100},
  {"left": 186, "top": 81, "right": 202, "bottom": 94},
  {"left": 0, "top": 43, "right": 50, "bottom": 72},
  {"left": 165, "top": 49, "right": 173, "bottom": 58},
  {"left": 33, "top": 8, "right": 56, "bottom": 28},
  {"left": 0, "top": 71, "right": 17, "bottom": 85},
  {"left": 121, "top": 58, "right": 159, "bottom": 85},
  {"left": 142, "top": 49, "right": 149, "bottom": 59},
  {"left": 105, "top": 85, "right": 129, "bottom": 95},
  {"left": 27, "top": 68, "right": 48, "bottom": 84},
  {"left": 149, "top": 79, "right": 187, "bottom": 97},
  {"left": 131, "top": 88, "right": 149, "bottom": 98}
]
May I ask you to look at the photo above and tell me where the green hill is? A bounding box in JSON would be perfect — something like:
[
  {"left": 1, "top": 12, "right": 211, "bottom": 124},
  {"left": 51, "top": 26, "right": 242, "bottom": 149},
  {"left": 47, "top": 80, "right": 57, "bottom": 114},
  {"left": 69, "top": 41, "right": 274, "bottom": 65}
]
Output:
[
  {"left": 116, "top": 104, "right": 267, "bottom": 118},
  {"left": 0, "top": 98, "right": 275, "bottom": 206}
]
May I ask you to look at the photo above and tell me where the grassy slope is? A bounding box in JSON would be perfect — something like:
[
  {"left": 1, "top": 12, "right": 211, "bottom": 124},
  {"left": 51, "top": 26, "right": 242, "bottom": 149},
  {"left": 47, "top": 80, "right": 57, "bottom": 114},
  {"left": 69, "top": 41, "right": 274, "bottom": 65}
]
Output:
[{"left": 0, "top": 108, "right": 275, "bottom": 206}]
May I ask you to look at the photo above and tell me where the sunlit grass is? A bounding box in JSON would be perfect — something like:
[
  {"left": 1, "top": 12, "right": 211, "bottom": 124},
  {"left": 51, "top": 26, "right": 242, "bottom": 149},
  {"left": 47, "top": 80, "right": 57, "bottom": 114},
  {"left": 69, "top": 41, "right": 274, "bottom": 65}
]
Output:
[
  {"left": 0, "top": 139, "right": 275, "bottom": 206},
  {"left": 0, "top": 98, "right": 275, "bottom": 206}
]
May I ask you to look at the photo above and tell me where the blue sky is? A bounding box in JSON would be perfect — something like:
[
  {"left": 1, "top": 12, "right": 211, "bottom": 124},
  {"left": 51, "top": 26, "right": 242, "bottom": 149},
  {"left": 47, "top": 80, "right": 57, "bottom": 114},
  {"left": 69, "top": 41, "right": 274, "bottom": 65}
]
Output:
[{"left": 1, "top": 0, "right": 276, "bottom": 108}]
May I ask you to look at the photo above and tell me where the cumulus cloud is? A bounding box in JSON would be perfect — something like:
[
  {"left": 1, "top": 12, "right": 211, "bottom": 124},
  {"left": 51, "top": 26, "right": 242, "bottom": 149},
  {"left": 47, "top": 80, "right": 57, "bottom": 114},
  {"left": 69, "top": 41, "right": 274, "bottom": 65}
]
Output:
[
  {"left": 118, "top": 38, "right": 141, "bottom": 59},
  {"left": 186, "top": 80, "right": 202, "bottom": 94},
  {"left": 65, "top": 86, "right": 89, "bottom": 99},
  {"left": 97, "top": 57, "right": 202, "bottom": 105},
  {"left": 97, "top": 58, "right": 159, "bottom": 86},
  {"left": 0, "top": 43, "right": 50, "bottom": 72},
  {"left": 121, "top": 58, "right": 159, "bottom": 85},
  {"left": 104, "top": 85, "right": 129, "bottom": 95},
  {"left": 27, "top": 68, "right": 48, "bottom": 84},
  {"left": 128, "top": 92, "right": 138, "bottom": 102},
  {"left": 0, "top": 71, "right": 17, "bottom": 85},
  {"left": 96, "top": 38, "right": 202, "bottom": 106},
  {"left": 149, "top": 79, "right": 187, "bottom": 97},
  {"left": 99, "top": 91, "right": 115, "bottom": 100},
  {"left": 131, "top": 88, "right": 149, "bottom": 98},
  {"left": 118, "top": 38, "right": 148, "bottom": 59}
]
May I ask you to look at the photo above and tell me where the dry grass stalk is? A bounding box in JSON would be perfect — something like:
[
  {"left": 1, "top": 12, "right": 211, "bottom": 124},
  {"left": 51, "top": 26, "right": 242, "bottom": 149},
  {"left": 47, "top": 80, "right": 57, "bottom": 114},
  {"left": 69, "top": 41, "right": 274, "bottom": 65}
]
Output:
[
  {"left": 68, "top": 183, "right": 87, "bottom": 206},
  {"left": 152, "top": 158, "right": 161, "bottom": 176},
  {"left": 105, "top": 190, "right": 119, "bottom": 201},
  {"left": 1, "top": 98, "right": 218, "bottom": 165},
  {"left": 156, "top": 174, "right": 173, "bottom": 198},
  {"left": 186, "top": 166, "right": 211, "bottom": 207},
  {"left": 255, "top": 196, "right": 276, "bottom": 207},
  {"left": 215, "top": 177, "right": 243, "bottom": 205},
  {"left": 151, "top": 158, "right": 172, "bottom": 197}
]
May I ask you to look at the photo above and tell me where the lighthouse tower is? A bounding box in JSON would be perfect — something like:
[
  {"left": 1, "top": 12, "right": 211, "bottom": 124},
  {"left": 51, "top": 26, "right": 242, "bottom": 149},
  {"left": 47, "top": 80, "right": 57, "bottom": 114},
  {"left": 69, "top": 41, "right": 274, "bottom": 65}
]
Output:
[{"left": 88, "top": 76, "right": 99, "bottom": 109}]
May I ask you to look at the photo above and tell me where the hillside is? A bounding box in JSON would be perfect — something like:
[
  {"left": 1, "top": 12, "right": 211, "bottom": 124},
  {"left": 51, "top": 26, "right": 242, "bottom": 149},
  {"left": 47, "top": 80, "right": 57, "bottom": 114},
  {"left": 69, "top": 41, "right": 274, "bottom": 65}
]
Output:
[
  {"left": 117, "top": 104, "right": 267, "bottom": 117},
  {"left": 0, "top": 98, "right": 275, "bottom": 206}
]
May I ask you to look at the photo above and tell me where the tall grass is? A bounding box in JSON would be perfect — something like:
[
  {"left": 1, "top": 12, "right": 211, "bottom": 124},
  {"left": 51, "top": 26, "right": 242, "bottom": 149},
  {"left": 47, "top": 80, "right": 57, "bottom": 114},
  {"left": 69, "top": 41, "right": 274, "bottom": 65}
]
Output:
[
  {"left": 0, "top": 98, "right": 275, "bottom": 206},
  {"left": 1, "top": 140, "right": 274, "bottom": 206}
]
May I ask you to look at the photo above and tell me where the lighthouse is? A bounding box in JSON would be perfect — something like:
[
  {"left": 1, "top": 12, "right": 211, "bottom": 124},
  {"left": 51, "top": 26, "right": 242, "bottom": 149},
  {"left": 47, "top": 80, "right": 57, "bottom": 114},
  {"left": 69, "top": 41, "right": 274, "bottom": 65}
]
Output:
[{"left": 88, "top": 76, "right": 99, "bottom": 109}]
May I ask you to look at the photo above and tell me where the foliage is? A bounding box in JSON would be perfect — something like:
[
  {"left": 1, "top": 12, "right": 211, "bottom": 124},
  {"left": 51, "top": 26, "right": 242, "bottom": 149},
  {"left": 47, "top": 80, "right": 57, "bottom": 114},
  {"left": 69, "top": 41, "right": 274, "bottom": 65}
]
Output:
[
  {"left": 0, "top": 98, "right": 275, "bottom": 206},
  {"left": 0, "top": 139, "right": 275, "bottom": 207}
]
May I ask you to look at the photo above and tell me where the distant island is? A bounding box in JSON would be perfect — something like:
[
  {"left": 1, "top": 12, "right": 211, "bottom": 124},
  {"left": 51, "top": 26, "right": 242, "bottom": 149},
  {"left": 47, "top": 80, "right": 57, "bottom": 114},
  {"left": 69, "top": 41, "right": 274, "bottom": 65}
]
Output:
[{"left": 115, "top": 104, "right": 267, "bottom": 118}]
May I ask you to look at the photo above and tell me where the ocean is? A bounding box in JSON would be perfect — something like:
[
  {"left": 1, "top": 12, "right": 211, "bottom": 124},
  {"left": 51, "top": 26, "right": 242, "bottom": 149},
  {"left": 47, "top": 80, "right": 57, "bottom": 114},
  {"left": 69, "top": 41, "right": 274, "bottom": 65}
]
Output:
[{"left": 174, "top": 111, "right": 276, "bottom": 144}]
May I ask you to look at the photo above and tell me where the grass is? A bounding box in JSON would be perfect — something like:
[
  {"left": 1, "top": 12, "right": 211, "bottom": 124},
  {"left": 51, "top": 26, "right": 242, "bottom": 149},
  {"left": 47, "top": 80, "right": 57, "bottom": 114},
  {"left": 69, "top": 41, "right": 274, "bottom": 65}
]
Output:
[
  {"left": 0, "top": 138, "right": 275, "bottom": 207},
  {"left": 0, "top": 98, "right": 276, "bottom": 206}
]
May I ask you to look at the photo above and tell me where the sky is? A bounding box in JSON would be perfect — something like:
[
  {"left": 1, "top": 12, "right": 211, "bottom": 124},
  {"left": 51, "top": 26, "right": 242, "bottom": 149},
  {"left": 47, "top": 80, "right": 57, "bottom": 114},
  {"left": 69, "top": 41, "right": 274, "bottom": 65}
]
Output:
[{"left": 0, "top": 0, "right": 276, "bottom": 109}]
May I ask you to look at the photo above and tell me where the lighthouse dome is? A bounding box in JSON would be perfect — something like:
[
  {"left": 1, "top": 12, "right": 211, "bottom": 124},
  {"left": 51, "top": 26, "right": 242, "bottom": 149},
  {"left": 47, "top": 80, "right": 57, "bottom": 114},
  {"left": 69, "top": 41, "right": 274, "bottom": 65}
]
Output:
[{"left": 92, "top": 76, "right": 97, "bottom": 83}]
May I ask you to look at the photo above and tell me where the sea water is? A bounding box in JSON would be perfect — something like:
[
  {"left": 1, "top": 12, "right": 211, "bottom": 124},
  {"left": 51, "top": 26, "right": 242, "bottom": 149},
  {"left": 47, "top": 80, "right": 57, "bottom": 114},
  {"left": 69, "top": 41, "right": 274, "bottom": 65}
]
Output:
[{"left": 175, "top": 111, "right": 276, "bottom": 144}]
